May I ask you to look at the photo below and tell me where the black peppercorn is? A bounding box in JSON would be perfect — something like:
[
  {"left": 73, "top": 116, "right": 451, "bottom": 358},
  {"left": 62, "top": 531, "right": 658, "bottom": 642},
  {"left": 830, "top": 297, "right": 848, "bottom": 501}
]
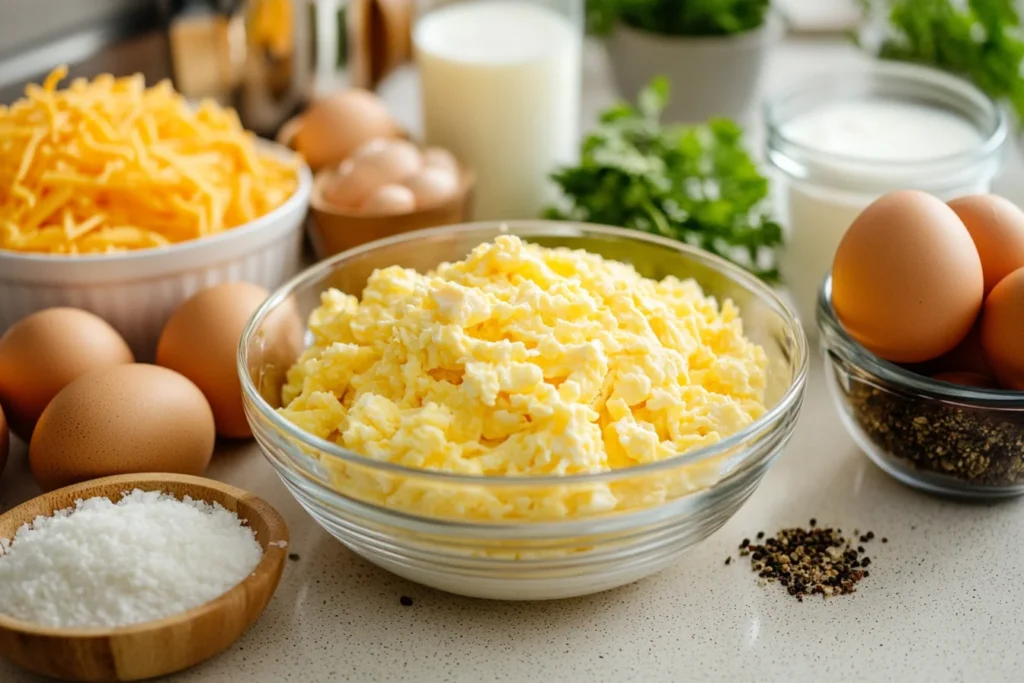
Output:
[
  {"left": 732, "top": 525, "right": 876, "bottom": 601},
  {"left": 844, "top": 380, "right": 1024, "bottom": 488}
]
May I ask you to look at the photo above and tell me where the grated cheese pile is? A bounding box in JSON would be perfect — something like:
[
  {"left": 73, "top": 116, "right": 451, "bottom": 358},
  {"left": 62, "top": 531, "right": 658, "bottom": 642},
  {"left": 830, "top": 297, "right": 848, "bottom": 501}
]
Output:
[
  {"left": 0, "top": 489, "right": 263, "bottom": 628},
  {"left": 0, "top": 66, "right": 298, "bottom": 254}
]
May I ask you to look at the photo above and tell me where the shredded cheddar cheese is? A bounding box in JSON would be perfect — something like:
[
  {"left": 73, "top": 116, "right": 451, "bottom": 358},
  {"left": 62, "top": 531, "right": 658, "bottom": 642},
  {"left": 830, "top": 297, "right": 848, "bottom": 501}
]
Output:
[{"left": 0, "top": 66, "right": 299, "bottom": 255}]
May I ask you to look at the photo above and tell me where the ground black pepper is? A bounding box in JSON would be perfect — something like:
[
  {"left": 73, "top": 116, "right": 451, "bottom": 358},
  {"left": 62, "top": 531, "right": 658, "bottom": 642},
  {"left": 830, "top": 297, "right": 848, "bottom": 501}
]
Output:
[
  {"left": 735, "top": 525, "right": 876, "bottom": 601},
  {"left": 846, "top": 381, "right": 1024, "bottom": 487},
  {"left": 399, "top": 596, "right": 413, "bottom": 606},
  {"left": 288, "top": 553, "right": 300, "bottom": 561}
]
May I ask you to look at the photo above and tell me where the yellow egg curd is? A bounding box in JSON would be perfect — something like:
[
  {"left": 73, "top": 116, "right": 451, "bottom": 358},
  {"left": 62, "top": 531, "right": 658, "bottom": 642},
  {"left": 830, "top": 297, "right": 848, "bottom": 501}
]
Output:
[{"left": 279, "top": 235, "right": 768, "bottom": 522}]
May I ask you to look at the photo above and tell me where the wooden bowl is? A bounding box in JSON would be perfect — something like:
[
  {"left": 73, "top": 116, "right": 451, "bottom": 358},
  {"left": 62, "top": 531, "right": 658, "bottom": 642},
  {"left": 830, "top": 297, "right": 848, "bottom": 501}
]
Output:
[
  {"left": 308, "top": 165, "right": 476, "bottom": 259},
  {"left": 0, "top": 473, "right": 289, "bottom": 682}
]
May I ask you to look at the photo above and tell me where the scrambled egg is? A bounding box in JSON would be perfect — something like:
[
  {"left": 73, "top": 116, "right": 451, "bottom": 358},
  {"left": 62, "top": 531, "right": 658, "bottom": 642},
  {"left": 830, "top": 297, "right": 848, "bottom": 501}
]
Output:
[{"left": 279, "top": 236, "right": 768, "bottom": 522}]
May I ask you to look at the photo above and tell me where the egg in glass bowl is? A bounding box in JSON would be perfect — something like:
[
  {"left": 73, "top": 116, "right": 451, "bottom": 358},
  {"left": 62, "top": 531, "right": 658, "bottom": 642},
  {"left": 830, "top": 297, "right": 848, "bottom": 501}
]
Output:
[{"left": 239, "top": 222, "right": 808, "bottom": 600}]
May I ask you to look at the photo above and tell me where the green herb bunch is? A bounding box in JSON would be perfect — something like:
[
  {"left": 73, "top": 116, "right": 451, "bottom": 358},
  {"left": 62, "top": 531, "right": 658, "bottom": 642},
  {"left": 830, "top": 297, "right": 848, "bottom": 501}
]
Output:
[
  {"left": 860, "top": 0, "right": 1024, "bottom": 124},
  {"left": 587, "top": 0, "right": 771, "bottom": 37},
  {"left": 544, "top": 78, "right": 783, "bottom": 283}
]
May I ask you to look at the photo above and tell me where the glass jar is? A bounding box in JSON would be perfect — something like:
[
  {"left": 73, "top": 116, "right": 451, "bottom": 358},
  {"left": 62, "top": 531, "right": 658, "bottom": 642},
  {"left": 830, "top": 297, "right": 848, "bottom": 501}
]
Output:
[
  {"left": 413, "top": 0, "right": 584, "bottom": 221},
  {"left": 765, "top": 61, "right": 1007, "bottom": 332},
  {"left": 818, "top": 273, "right": 1024, "bottom": 499}
]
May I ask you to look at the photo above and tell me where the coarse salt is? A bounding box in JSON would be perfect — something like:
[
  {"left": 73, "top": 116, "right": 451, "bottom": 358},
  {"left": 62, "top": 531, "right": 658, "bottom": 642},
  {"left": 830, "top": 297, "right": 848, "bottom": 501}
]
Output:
[{"left": 0, "top": 489, "right": 263, "bottom": 628}]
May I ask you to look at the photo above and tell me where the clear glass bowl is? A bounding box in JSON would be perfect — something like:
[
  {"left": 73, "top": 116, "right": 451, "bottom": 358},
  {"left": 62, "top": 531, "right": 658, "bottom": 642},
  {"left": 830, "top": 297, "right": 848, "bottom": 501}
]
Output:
[
  {"left": 239, "top": 222, "right": 808, "bottom": 600},
  {"left": 818, "top": 274, "right": 1024, "bottom": 499}
]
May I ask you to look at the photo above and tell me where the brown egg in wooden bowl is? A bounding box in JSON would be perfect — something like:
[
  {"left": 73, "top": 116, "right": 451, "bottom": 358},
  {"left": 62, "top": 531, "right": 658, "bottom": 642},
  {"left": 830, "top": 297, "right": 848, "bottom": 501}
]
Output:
[{"left": 307, "top": 139, "right": 476, "bottom": 259}]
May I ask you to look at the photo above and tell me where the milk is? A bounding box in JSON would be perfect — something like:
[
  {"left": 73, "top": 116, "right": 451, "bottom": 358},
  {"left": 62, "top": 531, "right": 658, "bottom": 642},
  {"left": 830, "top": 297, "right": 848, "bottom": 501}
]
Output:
[
  {"left": 776, "top": 98, "right": 991, "bottom": 328},
  {"left": 414, "top": 1, "right": 581, "bottom": 220}
]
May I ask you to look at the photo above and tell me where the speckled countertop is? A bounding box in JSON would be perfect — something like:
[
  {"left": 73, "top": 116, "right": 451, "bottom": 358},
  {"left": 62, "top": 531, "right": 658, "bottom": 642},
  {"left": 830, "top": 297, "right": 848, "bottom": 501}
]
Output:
[{"left": 2, "top": 35, "right": 1024, "bottom": 683}]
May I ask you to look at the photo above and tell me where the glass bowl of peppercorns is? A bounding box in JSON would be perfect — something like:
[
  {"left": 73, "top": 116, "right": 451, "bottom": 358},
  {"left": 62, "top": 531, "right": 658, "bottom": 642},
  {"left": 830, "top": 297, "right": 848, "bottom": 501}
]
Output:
[{"left": 818, "top": 274, "right": 1024, "bottom": 499}]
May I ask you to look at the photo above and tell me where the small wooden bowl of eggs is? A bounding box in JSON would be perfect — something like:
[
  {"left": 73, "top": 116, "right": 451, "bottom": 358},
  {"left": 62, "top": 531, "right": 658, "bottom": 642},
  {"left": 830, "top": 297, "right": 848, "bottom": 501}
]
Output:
[{"left": 308, "top": 138, "right": 475, "bottom": 259}]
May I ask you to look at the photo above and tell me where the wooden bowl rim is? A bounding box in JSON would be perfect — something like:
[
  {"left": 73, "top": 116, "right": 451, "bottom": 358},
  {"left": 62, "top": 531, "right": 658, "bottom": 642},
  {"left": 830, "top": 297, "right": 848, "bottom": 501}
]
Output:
[
  {"left": 310, "top": 164, "right": 477, "bottom": 219},
  {"left": 0, "top": 472, "right": 289, "bottom": 639}
]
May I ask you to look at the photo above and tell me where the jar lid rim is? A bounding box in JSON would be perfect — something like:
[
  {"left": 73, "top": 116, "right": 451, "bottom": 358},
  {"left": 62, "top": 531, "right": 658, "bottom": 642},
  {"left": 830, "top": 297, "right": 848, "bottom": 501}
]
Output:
[{"left": 764, "top": 61, "right": 1008, "bottom": 190}]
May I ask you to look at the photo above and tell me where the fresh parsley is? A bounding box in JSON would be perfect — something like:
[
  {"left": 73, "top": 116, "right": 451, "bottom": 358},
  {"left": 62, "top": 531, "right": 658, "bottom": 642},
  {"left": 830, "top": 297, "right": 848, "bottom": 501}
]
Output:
[
  {"left": 859, "top": 0, "right": 1024, "bottom": 125},
  {"left": 544, "top": 78, "right": 783, "bottom": 283},
  {"left": 587, "top": 0, "right": 771, "bottom": 37}
]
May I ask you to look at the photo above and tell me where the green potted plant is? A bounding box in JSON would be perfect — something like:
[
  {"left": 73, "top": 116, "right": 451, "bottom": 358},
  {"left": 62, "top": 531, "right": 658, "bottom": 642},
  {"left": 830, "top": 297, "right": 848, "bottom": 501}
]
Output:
[
  {"left": 589, "top": 0, "right": 779, "bottom": 123},
  {"left": 857, "top": 0, "right": 1024, "bottom": 128},
  {"left": 545, "top": 78, "right": 783, "bottom": 283}
]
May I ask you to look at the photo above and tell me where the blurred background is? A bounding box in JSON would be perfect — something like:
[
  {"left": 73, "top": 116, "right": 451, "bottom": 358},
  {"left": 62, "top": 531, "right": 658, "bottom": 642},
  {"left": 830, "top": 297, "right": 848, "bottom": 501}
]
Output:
[{"left": 0, "top": 1, "right": 866, "bottom": 124}]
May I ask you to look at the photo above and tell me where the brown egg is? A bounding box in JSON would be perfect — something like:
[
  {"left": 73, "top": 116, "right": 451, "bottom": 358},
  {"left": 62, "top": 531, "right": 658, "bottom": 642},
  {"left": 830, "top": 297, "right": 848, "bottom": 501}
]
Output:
[
  {"left": 350, "top": 137, "right": 391, "bottom": 160},
  {"left": 157, "top": 282, "right": 269, "bottom": 438},
  {"left": 29, "top": 364, "right": 215, "bottom": 491},
  {"left": 360, "top": 183, "right": 417, "bottom": 216},
  {"left": 324, "top": 139, "right": 423, "bottom": 210},
  {"left": 980, "top": 267, "right": 1024, "bottom": 390},
  {"left": 933, "top": 321, "right": 994, "bottom": 378},
  {"left": 293, "top": 89, "right": 400, "bottom": 170},
  {"left": 0, "top": 404, "right": 8, "bottom": 478},
  {"left": 422, "top": 147, "right": 459, "bottom": 174},
  {"left": 322, "top": 159, "right": 382, "bottom": 210},
  {"left": 832, "top": 190, "right": 984, "bottom": 363},
  {"left": 353, "top": 138, "right": 422, "bottom": 181},
  {"left": 404, "top": 166, "right": 459, "bottom": 209},
  {"left": 0, "top": 308, "right": 134, "bottom": 440},
  {"left": 932, "top": 371, "right": 998, "bottom": 389},
  {"left": 948, "top": 194, "right": 1024, "bottom": 296}
]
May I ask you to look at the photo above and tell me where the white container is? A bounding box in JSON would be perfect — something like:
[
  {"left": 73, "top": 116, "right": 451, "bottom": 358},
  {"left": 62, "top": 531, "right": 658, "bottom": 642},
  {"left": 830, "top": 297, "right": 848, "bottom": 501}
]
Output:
[
  {"left": 607, "top": 17, "right": 779, "bottom": 124},
  {"left": 0, "top": 145, "right": 312, "bottom": 361},
  {"left": 414, "top": 0, "right": 582, "bottom": 221},
  {"left": 765, "top": 62, "right": 1007, "bottom": 330}
]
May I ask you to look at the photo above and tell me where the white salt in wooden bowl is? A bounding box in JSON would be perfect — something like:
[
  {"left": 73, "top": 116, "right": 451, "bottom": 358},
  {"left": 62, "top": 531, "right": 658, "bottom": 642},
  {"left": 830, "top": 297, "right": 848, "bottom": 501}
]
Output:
[{"left": 0, "top": 473, "right": 289, "bottom": 682}]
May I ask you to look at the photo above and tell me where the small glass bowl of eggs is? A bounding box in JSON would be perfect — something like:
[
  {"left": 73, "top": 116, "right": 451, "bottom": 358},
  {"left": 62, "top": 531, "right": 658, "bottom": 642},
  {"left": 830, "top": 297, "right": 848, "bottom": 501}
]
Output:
[
  {"left": 308, "top": 138, "right": 475, "bottom": 259},
  {"left": 818, "top": 190, "right": 1024, "bottom": 499}
]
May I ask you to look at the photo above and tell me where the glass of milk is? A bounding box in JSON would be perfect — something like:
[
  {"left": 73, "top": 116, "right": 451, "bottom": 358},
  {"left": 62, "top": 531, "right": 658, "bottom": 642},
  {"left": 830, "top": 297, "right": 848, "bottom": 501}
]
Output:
[
  {"left": 765, "top": 61, "right": 1007, "bottom": 332},
  {"left": 414, "top": 0, "right": 583, "bottom": 220}
]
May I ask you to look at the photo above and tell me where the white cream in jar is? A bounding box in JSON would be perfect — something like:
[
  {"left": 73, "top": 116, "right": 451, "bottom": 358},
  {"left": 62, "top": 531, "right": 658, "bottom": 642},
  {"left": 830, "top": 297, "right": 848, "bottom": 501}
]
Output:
[{"left": 765, "top": 63, "right": 1006, "bottom": 330}]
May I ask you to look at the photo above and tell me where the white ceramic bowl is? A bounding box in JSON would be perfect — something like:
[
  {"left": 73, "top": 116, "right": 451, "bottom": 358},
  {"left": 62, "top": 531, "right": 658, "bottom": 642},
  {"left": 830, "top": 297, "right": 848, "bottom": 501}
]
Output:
[{"left": 0, "top": 142, "right": 312, "bottom": 360}]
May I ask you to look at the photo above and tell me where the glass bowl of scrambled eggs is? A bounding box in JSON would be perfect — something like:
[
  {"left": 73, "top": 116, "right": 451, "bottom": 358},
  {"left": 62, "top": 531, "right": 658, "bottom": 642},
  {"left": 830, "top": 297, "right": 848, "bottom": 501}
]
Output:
[{"left": 240, "top": 222, "right": 808, "bottom": 600}]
